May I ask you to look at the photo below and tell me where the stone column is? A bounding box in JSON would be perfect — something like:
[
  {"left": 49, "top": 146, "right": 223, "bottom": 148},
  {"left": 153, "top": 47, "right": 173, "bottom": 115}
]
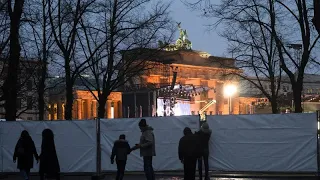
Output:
[
  {"left": 84, "top": 99, "right": 90, "bottom": 119},
  {"left": 53, "top": 103, "right": 57, "bottom": 120},
  {"left": 87, "top": 100, "right": 92, "bottom": 119},
  {"left": 232, "top": 96, "right": 240, "bottom": 114},
  {"left": 61, "top": 103, "right": 65, "bottom": 120},
  {"left": 216, "top": 82, "right": 224, "bottom": 115},
  {"left": 72, "top": 100, "right": 77, "bottom": 119},
  {"left": 106, "top": 100, "right": 111, "bottom": 119},
  {"left": 92, "top": 100, "right": 97, "bottom": 118},
  {"left": 208, "top": 80, "right": 217, "bottom": 115},
  {"left": 113, "top": 101, "right": 117, "bottom": 118},
  {"left": 48, "top": 104, "right": 52, "bottom": 120},
  {"left": 77, "top": 99, "right": 82, "bottom": 120},
  {"left": 117, "top": 101, "right": 122, "bottom": 118}
]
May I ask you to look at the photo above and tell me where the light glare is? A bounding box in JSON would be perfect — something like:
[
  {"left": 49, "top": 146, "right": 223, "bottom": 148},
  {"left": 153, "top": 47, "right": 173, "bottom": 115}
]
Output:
[{"left": 224, "top": 84, "right": 237, "bottom": 97}]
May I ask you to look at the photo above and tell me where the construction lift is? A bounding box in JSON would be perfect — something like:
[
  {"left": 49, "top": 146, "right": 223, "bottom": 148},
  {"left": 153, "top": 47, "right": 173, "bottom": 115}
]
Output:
[{"left": 199, "top": 99, "right": 217, "bottom": 124}]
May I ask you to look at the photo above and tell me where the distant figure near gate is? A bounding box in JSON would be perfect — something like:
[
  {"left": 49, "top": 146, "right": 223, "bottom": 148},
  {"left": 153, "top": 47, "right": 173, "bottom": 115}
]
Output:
[
  {"left": 111, "top": 134, "right": 132, "bottom": 180},
  {"left": 131, "top": 119, "right": 156, "bottom": 180}
]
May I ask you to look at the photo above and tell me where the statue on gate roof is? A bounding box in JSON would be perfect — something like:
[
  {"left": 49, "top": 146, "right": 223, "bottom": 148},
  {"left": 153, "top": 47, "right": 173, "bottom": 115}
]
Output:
[{"left": 158, "top": 22, "right": 192, "bottom": 51}]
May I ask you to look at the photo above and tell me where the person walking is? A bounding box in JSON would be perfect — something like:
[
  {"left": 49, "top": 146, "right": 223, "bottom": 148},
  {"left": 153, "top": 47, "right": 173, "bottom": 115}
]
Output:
[
  {"left": 196, "top": 122, "right": 212, "bottom": 180},
  {"left": 13, "top": 130, "right": 39, "bottom": 180},
  {"left": 111, "top": 134, "right": 132, "bottom": 180},
  {"left": 39, "top": 129, "right": 60, "bottom": 180},
  {"left": 131, "top": 119, "right": 156, "bottom": 180}
]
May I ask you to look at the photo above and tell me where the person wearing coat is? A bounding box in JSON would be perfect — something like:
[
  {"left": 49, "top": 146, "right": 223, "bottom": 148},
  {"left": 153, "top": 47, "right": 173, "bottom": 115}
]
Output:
[
  {"left": 39, "top": 129, "right": 60, "bottom": 180},
  {"left": 131, "top": 119, "right": 156, "bottom": 180},
  {"left": 179, "top": 127, "right": 200, "bottom": 180},
  {"left": 13, "top": 130, "right": 39, "bottom": 180},
  {"left": 111, "top": 134, "right": 132, "bottom": 180},
  {"left": 196, "top": 122, "right": 212, "bottom": 180}
]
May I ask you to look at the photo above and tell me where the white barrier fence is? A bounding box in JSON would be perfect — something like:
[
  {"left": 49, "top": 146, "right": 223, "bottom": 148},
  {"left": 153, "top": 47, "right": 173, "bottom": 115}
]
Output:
[
  {"left": 0, "top": 113, "right": 318, "bottom": 173},
  {"left": 0, "top": 121, "right": 96, "bottom": 173},
  {"left": 100, "top": 116, "right": 199, "bottom": 171},
  {"left": 207, "top": 113, "right": 317, "bottom": 172}
]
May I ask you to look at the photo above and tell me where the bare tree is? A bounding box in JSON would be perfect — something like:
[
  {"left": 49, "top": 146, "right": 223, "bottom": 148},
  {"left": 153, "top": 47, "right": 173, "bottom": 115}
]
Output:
[
  {"left": 0, "top": 0, "right": 10, "bottom": 57},
  {"left": 48, "top": 0, "right": 96, "bottom": 120},
  {"left": 2, "top": 0, "right": 25, "bottom": 121},
  {"left": 28, "top": 0, "right": 57, "bottom": 120},
  {"left": 314, "top": 0, "right": 320, "bottom": 34},
  {"left": 186, "top": 0, "right": 319, "bottom": 113},
  {"left": 272, "top": 0, "right": 320, "bottom": 112},
  {"left": 202, "top": 0, "right": 282, "bottom": 113},
  {"left": 78, "top": 0, "right": 173, "bottom": 118},
  {"left": 0, "top": 1, "right": 10, "bottom": 116}
]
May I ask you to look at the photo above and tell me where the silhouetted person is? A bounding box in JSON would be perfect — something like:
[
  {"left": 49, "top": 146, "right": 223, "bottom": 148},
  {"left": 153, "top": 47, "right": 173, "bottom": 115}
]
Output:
[
  {"left": 111, "top": 134, "right": 131, "bottom": 180},
  {"left": 131, "top": 119, "right": 156, "bottom": 180},
  {"left": 13, "top": 130, "right": 39, "bottom": 180},
  {"left": 39, "top": 129, "right": 60, "bottom": 180},
  {"left": 179, "top": 127, "right": 199, "bottom": 180},
  {"left": 196, "top": 122, "right": 212, "bottom": 180}
]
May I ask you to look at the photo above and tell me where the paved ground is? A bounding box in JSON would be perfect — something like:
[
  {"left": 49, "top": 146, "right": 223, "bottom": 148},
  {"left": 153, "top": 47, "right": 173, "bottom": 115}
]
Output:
[{"left": 1, "top": 173, "right": 319, "bottom": 180}]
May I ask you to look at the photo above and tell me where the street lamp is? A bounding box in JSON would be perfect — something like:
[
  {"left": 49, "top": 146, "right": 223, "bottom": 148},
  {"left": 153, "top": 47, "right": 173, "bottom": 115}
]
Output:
[{"left": 224, "top": 84, "right": 237, "bottom": 114}]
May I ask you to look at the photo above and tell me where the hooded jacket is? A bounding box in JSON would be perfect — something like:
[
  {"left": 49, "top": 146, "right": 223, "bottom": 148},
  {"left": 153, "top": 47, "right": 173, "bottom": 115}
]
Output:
[
  {"left": 111, "top": 139, "right": 131, "bottom": 161},
  {"left": 195, "top": 123, "right": 212, "bottom": 154},
  {"left": 139, "top": 126, "right": 156, "bottom": 157},
  {"left": 178, "top": 128, "right": 201, "bottom": 161},
  {"left": 13, "top": 135, "right": 38, "bottom": 170},
  {"left": 39, "top": 129, "right": 60, "bottom": 175}
]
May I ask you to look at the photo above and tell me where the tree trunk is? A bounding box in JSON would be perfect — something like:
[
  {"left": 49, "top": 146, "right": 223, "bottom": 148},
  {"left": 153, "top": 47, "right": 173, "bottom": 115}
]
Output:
[
  {"left": 293, "top": 83, "right": 303, "bottom": 113},
  {"left": 3, "top": 0, "right": 25, "bottom": 121},
  {"left": 38, "top": 66, "right": 46, "bottom": 120},
  {"left": 98, "top": 97, "right": 106, "bottom": 119},
  {"left": 314, "top": 0, "right": 320, "bottom": 34},
  {"left": 65, "top": 62, "right": 73, "bottom": 120},
  {"left": 38, "top": 0, "right": 47, "bottom": 121},
  {"left": 270, "top": 96, "right": 278, "bottom": 114}
]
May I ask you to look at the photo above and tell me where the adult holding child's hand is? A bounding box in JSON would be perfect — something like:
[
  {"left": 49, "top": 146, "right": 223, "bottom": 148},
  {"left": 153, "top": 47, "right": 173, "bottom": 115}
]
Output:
[{"left": 135, "top": 119, "right": 156, "bottom": 180}]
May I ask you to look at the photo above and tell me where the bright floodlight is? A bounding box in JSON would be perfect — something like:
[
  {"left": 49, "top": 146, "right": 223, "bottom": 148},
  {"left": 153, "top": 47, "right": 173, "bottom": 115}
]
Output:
[{"left": 224, "top": 84, "right": 237, "bottom": 97}]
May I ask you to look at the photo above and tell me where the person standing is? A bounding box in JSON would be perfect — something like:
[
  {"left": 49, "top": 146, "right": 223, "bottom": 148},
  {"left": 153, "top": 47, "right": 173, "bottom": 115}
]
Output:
[
  {"left": 39, "top": 129, "right": 60, "bottom": 180},
  {"left": 111, "top": 134, "right": 131, "bottom": 180},
  {"left": 13, "top": 130, "right": 39, "bottom": 180},
  {"left": 178, "top": 127, "right": 199, "bottom": 180},
  {"left": 196, "top": 122, "right": 212, "bottom": 180},
  {"left": 131, "top": 119, "right": 156, "bottom": 180}
]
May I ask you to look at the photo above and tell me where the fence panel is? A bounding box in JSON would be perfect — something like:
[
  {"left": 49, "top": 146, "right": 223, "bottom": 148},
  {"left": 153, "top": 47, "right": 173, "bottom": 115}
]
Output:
[
  {"left": 100, "top": 116, "right": 199, "bottom": 171},
  {"left": 207, "top": 113, "right": 317, "bottom": 172},
  {"left": 0, "top": 120, "right": 96, "bottom": 172}
]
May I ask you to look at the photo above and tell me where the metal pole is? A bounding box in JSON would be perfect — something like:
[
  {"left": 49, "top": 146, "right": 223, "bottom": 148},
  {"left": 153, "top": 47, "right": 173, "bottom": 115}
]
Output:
[
  {"left": 148, "top": 91, "right": 151, "bottom": 117},
  {"left": 134, "top": 92, "right": 137, "bottom": 118},
  {"left": 95, "top": 117, "right": 101, "bottom": 178},
  {"left": 228, "top": 96, "right": 231, "bottom": 114},
  {"left": 317, "top": 111, "right": 320, "bottom": 176}
]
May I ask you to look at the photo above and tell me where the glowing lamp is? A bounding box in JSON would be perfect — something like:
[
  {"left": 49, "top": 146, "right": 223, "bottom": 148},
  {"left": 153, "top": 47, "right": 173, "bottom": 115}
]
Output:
[{"left": 224, "top": 84, "right": 237, "bottom": 97}]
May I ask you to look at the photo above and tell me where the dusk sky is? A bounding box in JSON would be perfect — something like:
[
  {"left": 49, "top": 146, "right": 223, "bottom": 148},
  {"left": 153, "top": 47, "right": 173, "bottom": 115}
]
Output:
[{"left": 168, "top": 0, "right": 229, "bottom": 57}]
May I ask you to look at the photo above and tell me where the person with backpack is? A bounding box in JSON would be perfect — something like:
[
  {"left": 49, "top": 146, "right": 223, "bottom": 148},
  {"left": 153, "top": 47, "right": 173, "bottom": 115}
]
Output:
[
  {"left": 178, "top": 127, "right": 200, "bottom": 180},
  {"left": 13, "top": 130, "right": 39, "bottom": 180},
  {"left": 111, "top": 134, "right": 131, "bottom": 180},
  {"left": 196, "top": 122, "right": 212, "bottom": 180}
]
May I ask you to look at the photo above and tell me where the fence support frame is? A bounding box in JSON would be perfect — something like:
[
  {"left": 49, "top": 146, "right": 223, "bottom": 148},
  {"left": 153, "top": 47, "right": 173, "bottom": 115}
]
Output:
[
  {"left": 95, "top": 117, "right": 101, "bottom": 178},
  {"left": 316, "top": 111, "right": 320, "bottom": 176}
]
